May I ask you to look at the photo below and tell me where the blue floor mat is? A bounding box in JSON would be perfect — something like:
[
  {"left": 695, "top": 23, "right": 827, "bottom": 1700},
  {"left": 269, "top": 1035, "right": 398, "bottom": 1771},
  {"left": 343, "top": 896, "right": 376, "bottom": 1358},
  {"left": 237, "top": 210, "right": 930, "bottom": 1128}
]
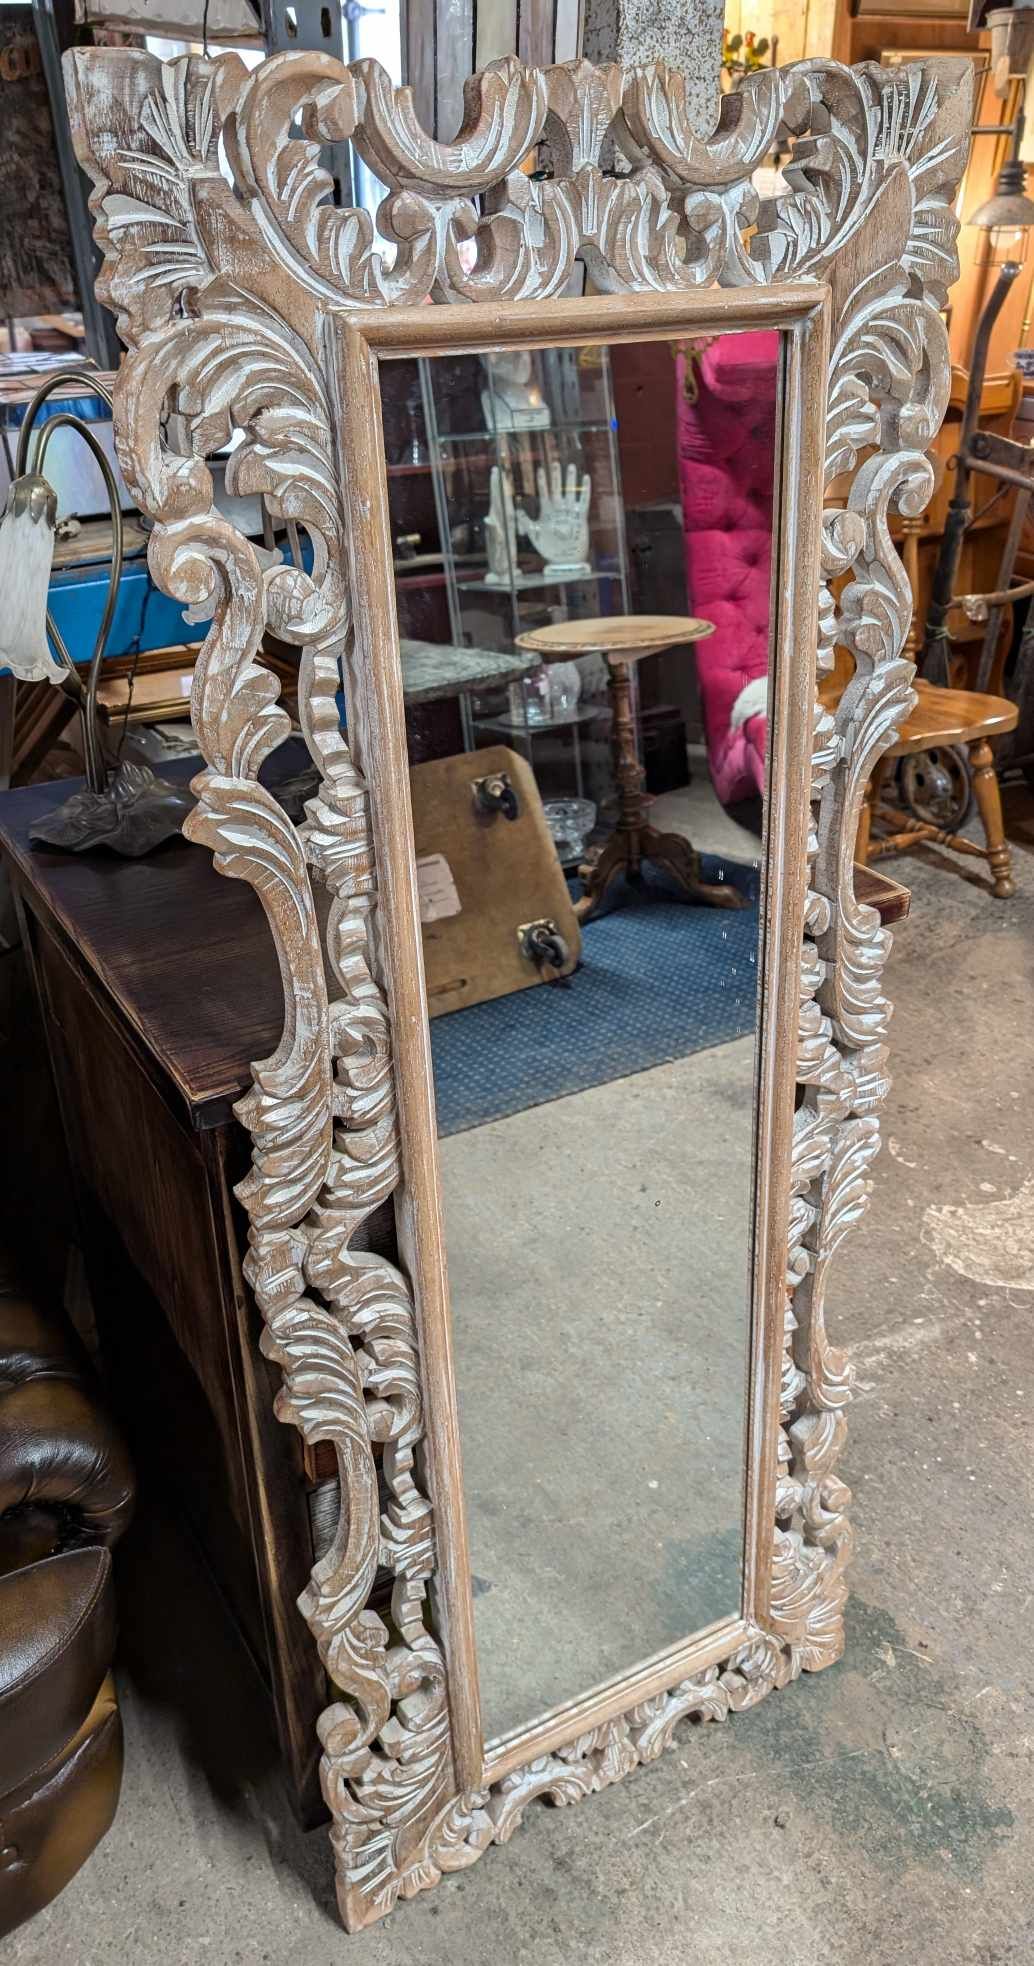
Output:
[{"left": 429, "top": 854, "right": 760, "bottom": 1137}]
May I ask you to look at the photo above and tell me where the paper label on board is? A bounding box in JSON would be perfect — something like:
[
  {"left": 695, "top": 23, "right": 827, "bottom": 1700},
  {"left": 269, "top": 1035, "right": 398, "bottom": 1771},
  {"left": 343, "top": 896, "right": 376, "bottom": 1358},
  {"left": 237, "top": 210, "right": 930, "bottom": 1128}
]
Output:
[{"left": 417, "top": 853, "right": 462, "bottom": 924}]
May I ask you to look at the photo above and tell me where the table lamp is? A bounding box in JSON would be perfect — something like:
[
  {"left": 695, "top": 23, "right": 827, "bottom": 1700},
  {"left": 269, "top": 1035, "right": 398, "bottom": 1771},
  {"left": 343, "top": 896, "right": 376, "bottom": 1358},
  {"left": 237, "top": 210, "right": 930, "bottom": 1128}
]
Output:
[{"left": 0, "top": 369, "right": 193, "bottom": 854}]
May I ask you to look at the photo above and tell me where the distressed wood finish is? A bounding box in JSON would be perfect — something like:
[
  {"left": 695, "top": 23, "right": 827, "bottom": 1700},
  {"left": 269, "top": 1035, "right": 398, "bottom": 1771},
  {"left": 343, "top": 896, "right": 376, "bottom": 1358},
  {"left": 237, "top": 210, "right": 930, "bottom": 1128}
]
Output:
[{"left": 62, "top": 47, "right": 973, "bottom": 1930}]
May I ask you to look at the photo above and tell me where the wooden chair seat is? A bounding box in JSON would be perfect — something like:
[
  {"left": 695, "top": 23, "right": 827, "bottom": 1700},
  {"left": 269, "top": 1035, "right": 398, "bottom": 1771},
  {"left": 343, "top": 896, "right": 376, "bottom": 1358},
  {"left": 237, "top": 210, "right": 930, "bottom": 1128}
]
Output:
[
  {"left": 819, "top": 674, "right": 1018, "bottom": 898},
  {"left": 887, "top": 679, "right": 1018, "bottom": 753},
  {"left": 819, "top": 676, "right": 1018, "bottom": 749}
]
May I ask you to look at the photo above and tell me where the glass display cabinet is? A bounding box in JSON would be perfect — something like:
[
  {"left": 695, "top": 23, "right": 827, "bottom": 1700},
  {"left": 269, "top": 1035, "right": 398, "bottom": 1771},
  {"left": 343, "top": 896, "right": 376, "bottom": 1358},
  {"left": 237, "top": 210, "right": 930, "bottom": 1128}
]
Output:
[{"left": 418, "top": 343, "right": 632, "bottom": 811}]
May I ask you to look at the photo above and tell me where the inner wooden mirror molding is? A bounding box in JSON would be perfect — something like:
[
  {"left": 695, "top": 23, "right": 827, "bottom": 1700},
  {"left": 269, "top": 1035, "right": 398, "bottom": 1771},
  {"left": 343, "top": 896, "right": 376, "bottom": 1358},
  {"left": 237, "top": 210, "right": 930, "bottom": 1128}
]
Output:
[{"left": 64, "top": 47, "right": 973, "bottom": 1931}]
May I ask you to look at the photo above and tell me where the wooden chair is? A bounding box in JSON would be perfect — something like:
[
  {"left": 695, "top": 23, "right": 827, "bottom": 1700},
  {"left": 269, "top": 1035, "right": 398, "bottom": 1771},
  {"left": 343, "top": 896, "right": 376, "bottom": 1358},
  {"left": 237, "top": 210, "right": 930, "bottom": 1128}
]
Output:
[{"left": 819, "top": 668, "right": 1019, "bottom": 898}]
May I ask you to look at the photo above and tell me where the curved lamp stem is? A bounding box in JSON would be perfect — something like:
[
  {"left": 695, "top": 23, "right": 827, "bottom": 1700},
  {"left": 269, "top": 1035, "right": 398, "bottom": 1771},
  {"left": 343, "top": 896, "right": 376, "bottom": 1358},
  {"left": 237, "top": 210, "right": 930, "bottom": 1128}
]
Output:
[
  {"left": 8, "top": 368, "right": 195, "bottom": 858},
  {"left": 919, "top": 262, "right": 1021, "bottom": 684},
  {"left": 16, "top": 370, "right": 121, "bottom": 795}
]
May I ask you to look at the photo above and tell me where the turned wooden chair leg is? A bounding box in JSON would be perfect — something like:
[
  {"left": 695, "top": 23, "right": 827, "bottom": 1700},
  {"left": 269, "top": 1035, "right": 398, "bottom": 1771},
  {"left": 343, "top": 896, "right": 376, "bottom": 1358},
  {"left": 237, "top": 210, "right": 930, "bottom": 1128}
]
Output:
[{"left": 969, "top": 736, "right": 1015, "bottom": 899}]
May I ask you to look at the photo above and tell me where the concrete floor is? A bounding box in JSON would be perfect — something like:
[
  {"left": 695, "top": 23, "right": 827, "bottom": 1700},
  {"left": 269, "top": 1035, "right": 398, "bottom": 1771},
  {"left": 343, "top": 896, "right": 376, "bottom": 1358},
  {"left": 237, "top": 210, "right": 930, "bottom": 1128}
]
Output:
[
  {"left": 10, "top": 780, "right": 1034, "bottom": 1966},
  {"left": 443, "top": 1036, "right": 755, "bottom": 1739},
  {"left": 438, "top": 766, "right": 760, "bottom": 1736}
]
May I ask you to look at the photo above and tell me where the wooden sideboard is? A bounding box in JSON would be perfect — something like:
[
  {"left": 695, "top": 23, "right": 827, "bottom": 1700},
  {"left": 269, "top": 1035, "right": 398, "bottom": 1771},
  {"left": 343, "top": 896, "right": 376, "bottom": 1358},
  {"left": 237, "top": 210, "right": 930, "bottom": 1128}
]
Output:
[
  {"left": 0, "top": 760, "right": 909, "bottom": 1826},
  {"left": 0, "top": 758, "right": 332, "bottom": 1825}
]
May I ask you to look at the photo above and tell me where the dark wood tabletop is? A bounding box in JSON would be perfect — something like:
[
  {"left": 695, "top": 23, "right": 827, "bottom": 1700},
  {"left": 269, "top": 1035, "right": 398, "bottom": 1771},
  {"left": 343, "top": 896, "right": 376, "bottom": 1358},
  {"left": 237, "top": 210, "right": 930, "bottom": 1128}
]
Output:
[
  {"left": 0, "top": 755, "right": 284, "bottom": 1128},
  {"left": 0, "top": 751, "right": 909, "bottom": 1132}
]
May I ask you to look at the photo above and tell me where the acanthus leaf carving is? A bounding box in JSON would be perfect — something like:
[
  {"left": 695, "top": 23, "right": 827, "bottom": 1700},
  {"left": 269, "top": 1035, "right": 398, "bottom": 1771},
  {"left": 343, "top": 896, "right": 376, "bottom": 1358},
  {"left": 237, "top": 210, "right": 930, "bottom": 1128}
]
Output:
[
  {"left": 354, "top": 55, "right": 547, "bottom": 192},
  {"left": 63, "top": 44, "right": 974, "bottom": 1929},
  {"left": 618, "top": 59, "right": 797, "bottom": 186}
]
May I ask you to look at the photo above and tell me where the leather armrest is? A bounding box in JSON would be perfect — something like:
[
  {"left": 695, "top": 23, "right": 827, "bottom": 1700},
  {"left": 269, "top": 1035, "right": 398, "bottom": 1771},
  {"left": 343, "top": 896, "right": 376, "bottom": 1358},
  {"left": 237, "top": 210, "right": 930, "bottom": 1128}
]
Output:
[
  {"left": 0, "top": 1669, "right": 122, "bottom": 1939},
  {"left": 0, "top": 1548, "right": 115, "bottom": 1799}
]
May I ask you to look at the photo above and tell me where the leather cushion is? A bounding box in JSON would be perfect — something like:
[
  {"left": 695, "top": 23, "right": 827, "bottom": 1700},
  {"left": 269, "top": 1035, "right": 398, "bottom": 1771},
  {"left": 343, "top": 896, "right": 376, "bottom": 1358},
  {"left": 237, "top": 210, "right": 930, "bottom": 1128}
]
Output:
[
  {"left": 0, "top": 1376, "right": 135, "bottom": 1547},
  {"left": 0, "top": 1293, "right": 84, "bottom": 1392},
  {"left": 0, "top": 1549, "right": 115, "bottom": 1798},
  {"left": 0, "top": 1291, "right": 135, "bottom": 1554},
  {"left": 0, "top": 1673, "right": 122, "bottom": 1939}
]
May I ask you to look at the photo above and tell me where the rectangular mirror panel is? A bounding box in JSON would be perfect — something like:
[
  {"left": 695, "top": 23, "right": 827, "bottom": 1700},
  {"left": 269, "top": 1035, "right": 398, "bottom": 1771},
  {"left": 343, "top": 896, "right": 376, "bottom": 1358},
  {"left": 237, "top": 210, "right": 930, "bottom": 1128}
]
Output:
[{"left": 381, "top": 326, "right": 783, "bottom": 1745}]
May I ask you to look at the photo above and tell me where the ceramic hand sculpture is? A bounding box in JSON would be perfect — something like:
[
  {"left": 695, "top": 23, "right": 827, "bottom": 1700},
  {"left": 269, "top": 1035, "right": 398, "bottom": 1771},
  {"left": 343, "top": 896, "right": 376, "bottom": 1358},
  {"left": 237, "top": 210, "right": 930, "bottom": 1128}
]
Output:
[
  {"left": 484, "top": 464, "right": 520, "bottom": 586},
  {"left": 480, "top": 349, "right": 551, "bottom": 431},
  {"left": 518, "top": 462, "right": 592, "bottom": 576}
]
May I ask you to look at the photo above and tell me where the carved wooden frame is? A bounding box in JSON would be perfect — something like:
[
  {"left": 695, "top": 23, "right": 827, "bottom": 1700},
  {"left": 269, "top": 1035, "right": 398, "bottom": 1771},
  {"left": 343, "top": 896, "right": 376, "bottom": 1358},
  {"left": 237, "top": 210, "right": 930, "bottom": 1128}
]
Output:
[
  {"left": 335, "top": 271, "right": 830, "bottom": 1744},
  {"left": 63, "top": 46, "right": 973, "bottom": 1930}
]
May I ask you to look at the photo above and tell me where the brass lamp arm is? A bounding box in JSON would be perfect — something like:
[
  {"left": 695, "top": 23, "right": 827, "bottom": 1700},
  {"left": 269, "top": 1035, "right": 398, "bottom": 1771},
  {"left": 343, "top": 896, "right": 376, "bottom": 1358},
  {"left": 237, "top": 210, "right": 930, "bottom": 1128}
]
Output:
[
  {"left": 18, "top": 376, "right": 122, "bottom": 794},
  {"left": 14, "top": 369, "right": 114, "bottom": 476}
]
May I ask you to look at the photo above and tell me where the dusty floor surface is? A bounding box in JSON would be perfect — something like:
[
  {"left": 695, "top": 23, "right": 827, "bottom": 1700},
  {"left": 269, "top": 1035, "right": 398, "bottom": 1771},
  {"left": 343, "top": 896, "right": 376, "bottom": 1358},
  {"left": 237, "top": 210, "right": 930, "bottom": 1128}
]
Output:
[
  {"left": 8, "top": 783, "right": 1034, "bottom": 1966},
  {"left": 442, "top": 1036, "right": 754, "bottom": 1739}
]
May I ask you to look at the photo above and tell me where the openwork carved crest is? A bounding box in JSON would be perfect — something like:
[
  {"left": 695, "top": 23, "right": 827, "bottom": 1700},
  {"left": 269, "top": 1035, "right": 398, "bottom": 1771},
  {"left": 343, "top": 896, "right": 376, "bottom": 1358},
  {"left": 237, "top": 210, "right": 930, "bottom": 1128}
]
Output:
[{"left": 64, "top": 47, "right": 972, "bottom": 1929}]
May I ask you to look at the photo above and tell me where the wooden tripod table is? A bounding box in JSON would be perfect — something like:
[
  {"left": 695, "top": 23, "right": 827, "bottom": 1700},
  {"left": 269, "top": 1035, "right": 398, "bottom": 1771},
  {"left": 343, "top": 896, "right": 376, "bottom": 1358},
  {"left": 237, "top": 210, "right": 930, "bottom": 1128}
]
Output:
[{"left": 516, "top": 615, "right": 749, "bottom": 923}]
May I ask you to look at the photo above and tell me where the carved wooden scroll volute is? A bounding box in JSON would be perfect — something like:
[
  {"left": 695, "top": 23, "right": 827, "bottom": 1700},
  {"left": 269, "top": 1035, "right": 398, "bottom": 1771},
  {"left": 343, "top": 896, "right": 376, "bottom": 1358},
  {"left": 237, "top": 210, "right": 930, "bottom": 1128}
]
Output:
[{"left": 63, "top": 48, "right": 972, "bottom": 1929}]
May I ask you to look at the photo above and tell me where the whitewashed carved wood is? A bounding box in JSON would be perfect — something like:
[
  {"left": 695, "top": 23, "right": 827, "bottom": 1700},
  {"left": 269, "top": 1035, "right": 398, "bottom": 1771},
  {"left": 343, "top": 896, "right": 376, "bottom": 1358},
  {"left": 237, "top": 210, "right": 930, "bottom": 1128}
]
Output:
[{"left": 63, "top": 46, "right": 973, "bottom": 1930}]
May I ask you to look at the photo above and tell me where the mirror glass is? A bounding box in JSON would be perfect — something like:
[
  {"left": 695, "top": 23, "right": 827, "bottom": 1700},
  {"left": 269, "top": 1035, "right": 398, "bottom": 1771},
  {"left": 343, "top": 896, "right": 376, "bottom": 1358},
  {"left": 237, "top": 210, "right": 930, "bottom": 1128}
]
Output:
[{"left": 380, "top": 327, "right": 783, "bottom": 1744}]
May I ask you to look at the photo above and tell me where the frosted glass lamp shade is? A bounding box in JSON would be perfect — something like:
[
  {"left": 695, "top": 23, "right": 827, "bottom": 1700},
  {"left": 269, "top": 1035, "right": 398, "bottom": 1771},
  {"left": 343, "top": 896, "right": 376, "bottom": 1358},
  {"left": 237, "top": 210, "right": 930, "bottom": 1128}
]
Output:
[{"left": 0, "top": 475, "right": 64, "bottom": 684}]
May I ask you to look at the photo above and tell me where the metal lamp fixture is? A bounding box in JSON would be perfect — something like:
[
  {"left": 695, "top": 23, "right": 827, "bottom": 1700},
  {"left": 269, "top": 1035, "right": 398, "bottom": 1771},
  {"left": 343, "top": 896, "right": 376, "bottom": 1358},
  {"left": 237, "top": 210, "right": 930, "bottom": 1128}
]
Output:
[
  {"left": 918, "top": 104, "right": 1034, "bottom": 681},
  {"left": 0, "top": 369, "right": 193, "bottom": 855},
  {"left": 920, "top": 133, "right": 1034, "bottom": 683},
  {"left": 969, "top": 108, "right": 1034, "bottom": 264}
]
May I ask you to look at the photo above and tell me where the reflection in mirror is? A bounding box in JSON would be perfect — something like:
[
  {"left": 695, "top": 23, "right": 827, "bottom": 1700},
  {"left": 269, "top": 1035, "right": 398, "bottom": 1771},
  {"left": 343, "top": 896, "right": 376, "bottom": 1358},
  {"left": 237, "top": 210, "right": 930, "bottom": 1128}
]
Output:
[{"left": 380, "top": 329, "right": 781, "bottom": 1745}]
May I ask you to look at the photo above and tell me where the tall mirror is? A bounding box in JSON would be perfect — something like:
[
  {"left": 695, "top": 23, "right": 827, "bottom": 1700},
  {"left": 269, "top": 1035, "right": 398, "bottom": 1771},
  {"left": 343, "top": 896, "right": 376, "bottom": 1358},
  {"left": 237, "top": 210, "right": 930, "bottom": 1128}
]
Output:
[
  {"left": 380, "top": 324, "right": 784, "bottom": 1747},
  {"left": 65, "top": 28, "right": 967, "bottom": 1925}
]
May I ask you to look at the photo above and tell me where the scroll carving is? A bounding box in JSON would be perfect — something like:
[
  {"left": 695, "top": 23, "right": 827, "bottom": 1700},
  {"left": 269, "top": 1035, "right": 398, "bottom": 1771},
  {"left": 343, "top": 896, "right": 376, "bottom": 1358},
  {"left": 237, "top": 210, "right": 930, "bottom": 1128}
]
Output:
[{"left": 64, "top": 44, "right": 973, "bottom": 1928}]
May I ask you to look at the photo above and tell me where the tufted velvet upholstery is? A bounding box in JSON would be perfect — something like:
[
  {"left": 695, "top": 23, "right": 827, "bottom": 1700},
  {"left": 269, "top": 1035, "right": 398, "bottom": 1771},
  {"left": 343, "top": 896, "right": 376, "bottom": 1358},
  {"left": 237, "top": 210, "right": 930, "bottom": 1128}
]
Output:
[{"left": 675, "top": 331, "right": 779, "bottom": 807}]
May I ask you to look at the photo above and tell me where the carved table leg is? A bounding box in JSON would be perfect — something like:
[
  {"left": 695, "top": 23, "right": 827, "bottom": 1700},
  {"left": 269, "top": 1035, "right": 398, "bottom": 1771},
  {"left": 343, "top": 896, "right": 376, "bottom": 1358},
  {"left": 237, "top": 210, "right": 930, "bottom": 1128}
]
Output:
[
  {"left": 575, "top": 828, "right": 633, "bottom": 920},
  {"left": 577, "top": 654, "right": 747, "bottom": 921},
  {"left": 969, "top": 735, "right": 1015, "bottom": 898},
  {"left": 575, "top": 657, "right": 643, "bottom": 923},
  {"left": 641, "top": 823, "right": 749, "bottom": 909},
  {"left": 609, "top": 658, "right": 644, "bottom": 872}
]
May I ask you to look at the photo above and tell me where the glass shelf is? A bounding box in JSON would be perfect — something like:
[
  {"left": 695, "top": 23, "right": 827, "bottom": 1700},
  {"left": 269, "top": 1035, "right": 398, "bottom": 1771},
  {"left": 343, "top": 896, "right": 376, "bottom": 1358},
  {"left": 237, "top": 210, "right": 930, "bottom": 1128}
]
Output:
[
  {"left": 472, "top": 704, "right": 610, "bottom": 735},
  {"left": 437, "top": 419, "right": 614, "bottom": 444},
  {"left": 411, "top": 342, "right": 633, "bottom": 808},
  {"left": 460, "top": 569, "right": 611, "bottom": 595}
]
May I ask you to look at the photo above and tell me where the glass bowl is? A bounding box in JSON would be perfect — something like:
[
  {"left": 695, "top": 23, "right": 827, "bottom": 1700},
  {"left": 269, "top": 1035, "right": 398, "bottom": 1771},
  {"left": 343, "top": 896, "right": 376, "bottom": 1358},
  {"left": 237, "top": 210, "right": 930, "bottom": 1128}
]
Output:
[{"left": 544, "top": 797, "right": 596, "bottom": 863}]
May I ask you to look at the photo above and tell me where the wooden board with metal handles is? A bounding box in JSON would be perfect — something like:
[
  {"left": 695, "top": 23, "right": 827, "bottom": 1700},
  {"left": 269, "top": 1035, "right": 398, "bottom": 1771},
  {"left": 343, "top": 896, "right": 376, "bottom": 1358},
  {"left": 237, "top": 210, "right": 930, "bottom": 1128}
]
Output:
[{"left": 411, "top": 743, "right": 580, "bottom": 1017}]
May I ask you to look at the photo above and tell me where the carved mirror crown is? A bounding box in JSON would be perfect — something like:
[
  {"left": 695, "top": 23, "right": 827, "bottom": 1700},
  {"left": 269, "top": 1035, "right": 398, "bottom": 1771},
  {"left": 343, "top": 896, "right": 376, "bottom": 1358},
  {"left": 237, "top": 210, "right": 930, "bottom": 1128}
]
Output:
[{"left": 64, "top": 47, "right": 972, "bottom": 1930}]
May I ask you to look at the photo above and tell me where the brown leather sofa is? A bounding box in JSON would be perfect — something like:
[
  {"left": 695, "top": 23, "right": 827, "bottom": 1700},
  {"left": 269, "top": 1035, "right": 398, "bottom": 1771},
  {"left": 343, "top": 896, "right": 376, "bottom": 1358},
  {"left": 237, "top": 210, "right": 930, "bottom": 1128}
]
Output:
[{"left": 0, "top": 1280, "right": 135, "bottom": 1937}]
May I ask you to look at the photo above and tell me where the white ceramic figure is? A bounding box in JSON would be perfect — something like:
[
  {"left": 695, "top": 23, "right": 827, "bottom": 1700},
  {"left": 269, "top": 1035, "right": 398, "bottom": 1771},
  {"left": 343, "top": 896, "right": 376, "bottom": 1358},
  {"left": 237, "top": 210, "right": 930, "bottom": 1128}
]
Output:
[
  {"left": 480, "top": 349, "right": 551, "bottom": 431},
  {"left": 518, "top": 462, "right": 592, "bottom": 576},
  {"left": 483, "top": 464, "right": 519, "bottom": 586}
]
